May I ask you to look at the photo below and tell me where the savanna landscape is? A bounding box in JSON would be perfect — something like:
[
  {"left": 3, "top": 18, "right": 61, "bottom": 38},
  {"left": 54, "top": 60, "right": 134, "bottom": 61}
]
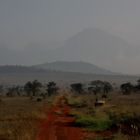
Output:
[
  {"left": 0, "top": 79, "right": 140, "bottom": 140},
  {"left": 1, "top": 0, "right": 140, "bottom": 140}
]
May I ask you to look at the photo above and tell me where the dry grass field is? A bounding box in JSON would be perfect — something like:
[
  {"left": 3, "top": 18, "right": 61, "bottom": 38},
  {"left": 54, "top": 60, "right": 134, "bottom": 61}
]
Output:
[
  {"left": 0, "top": 92, "right": 140, "bottom": 140},
  {"left": 0, "top": 97, "right": 52, "bottom": 140},
  {"left": 67, "top": 92, "right": 140, "bottom": 140}
]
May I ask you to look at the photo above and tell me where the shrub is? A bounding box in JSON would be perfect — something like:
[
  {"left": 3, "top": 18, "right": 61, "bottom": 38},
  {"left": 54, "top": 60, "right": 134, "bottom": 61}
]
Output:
[
  {"left": 68, "top": 98, "right": 88, "bottom": 108},
  {"left": 74, "top": 114, "right": 111, "bottom": 131},
  {"left": 108, "top": 112, "right": 133, "bottom": 125}
]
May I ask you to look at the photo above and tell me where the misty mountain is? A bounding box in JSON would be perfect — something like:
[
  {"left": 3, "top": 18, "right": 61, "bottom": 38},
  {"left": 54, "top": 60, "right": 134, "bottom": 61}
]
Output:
[
  {"left": 0, "top": 28, "right": 134, "bottom": 73},
  {"left": 44, "top": 29, "right": 132, "bottom": 68},
  {"left": 34, "top": 61, "right": 116, "bottom": 75}
]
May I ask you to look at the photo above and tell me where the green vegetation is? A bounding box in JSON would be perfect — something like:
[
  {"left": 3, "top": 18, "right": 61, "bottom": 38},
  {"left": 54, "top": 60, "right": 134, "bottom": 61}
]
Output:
[
  {"left": 1, "top": 78, "right": 140, "bottom": 140},
  {"left": 88, "top": 80, "right": 113, "bottom": 95},
  {"left": 68, "top": 98, "right": 88, "bottom": 108},
  {"left": 75, "top": 114, "right": 111, "bottom": 131}
]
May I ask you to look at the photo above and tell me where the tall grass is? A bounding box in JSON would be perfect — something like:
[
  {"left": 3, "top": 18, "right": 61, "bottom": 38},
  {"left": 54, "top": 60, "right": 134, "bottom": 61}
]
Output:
[{"left": 0, "top": 97, "right": 48, "bottom": 140}]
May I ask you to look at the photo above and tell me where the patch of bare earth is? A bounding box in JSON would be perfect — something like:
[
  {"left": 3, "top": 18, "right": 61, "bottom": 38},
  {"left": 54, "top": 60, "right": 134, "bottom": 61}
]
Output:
[{"left": 36, "top": 99, "right": 83, "bottom": 140}]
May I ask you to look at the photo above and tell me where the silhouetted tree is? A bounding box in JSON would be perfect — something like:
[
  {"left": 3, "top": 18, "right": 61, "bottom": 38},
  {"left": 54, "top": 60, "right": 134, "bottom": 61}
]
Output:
[
  {"left": 24, "top": 81, "right": 32, "bottom": 96},
  {"left": 88, "top": 86, "right": 100, "bottom": 95},
  {"left": 71, "top": 83, "right": 83, "bottom": 94},
  {"left": 24, "top": 80, "right": 42, "bottom": 96},
  {"left": 103, "top": 81, "right": 113, "bottom": 94},
  {"left": 120, "top": 82, "right": 133, "bottom": 95},
  {"left": 89, "top": 80, "right": 113, "bottom": 95},
  {"left": 90, "top": 80, "right": 104, "bottom": 93},
  {"left": 46, "top": 82, "right": 59, "bottom": 96}
]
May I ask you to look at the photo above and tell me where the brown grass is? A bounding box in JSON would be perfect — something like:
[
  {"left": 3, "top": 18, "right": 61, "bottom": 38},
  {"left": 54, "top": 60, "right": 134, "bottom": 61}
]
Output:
[
  {"left": 0, "top": 93, "right": 140, "bottom": 140},
  {"left": 0, "top": 97, "right": 50, "bottom": 140},
  {"left": 67, "top": 92, "right": 140, "bottom": 140}
]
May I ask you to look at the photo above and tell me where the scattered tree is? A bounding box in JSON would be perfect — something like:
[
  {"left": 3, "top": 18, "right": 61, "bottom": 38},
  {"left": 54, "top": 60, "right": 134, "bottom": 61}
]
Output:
[
  {"left": 120, "top": 82, "right": 133, "bottom": 95},
  {"left": 46, "top": 82, "right": 59, "bottom": 96},
  {"left": 89, "top": 80, "right": 113, "bottom": 95},
  {"left": 71, "top": 83, "right": 83, "bottom": 94},
  {"left": 24, "top": 81, "right": 32, "bottom": 96},
  {"left": 88, "top": 86, "right": 100, "bottom": 95},
  {"left": 24, "top": 80, "right": 42, "bottom": 96},
  {"left": 103, "top": 81, "right": 113, "bottom": 94}
]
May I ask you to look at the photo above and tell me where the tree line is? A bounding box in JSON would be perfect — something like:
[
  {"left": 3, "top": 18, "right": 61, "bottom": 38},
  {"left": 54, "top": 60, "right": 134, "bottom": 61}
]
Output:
[{"left": 0, "top": 79, "right": 140, "bottom": 98}]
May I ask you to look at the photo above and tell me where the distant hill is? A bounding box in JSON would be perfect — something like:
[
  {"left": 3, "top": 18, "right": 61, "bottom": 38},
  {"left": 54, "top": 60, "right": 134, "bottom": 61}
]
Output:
[
  {"left": 43, "top": 29, "right": 131, "bottom": 68},
  {"left": 0, "top": 65, "right": 47, "bottom": 73},
  {"left": 33, "top": 61, "right": 117, "bottom": 75},
  {"left": 0, "top": 28, "right": 133, "bottom": 74},
  {"left": 0, "top": 65, "right": 137, "bottom": 86}
]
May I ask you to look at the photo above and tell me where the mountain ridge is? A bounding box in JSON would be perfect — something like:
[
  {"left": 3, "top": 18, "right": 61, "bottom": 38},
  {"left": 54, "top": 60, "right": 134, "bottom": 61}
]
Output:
[
  {"left": 0, "top": 61, "right": 118, "bottom": 75},
  {"left": 0, "top": 28, "right": 135, "bottom": 74},
  {"left": 33, "top": 61, "right": 118, "bottom": 75}
]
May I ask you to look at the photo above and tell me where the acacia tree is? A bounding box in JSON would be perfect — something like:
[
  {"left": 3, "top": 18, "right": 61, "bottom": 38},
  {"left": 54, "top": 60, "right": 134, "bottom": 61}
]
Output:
[
  {"left": 103, "top": 81, "right": 113, "bottom": 94},
  {"left": 70, "top": 83, "right": 83, "bottom": 94},
  {"left": 24, "top": 80, "right": 42, "bottom": 96},
  {"left": 120, "top": 82, "right": 133, "bottom": 95},
  {"left": 24, "top": 81, "right": 32, "bottom": 96},
  {"left": 88, "top": 86, "right": 100, "bottom": 95},
  {"left": 46, "top": 82, "right": 59, "bottom": 97},
  {"left": 88, "top": 80, "right": 113, "bottom": 98},
  {"left": 89, "top": 80, "right": 105, "bottom": 94}
]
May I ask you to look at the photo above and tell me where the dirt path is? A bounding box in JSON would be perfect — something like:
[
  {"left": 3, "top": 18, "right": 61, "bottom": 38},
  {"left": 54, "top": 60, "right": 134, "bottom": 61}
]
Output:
[{"left": 36, "top": 99, "right": 83, "bottom": 140}]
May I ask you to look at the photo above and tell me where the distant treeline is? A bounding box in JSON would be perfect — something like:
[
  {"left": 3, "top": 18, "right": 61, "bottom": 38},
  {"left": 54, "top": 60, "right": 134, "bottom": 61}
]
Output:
[{"left": 0, "top": 79, "right": 140, "bottom": 98}]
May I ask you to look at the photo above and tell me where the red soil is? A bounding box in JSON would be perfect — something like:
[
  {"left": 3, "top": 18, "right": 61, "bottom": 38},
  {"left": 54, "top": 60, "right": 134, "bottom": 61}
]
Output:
[{"left": 36, "top": 100, "right": 83, "bottom": 140}]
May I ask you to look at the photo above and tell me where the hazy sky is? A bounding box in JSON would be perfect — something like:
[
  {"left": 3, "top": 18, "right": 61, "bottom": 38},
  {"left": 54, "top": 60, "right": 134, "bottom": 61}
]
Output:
[
  {"left": 1, "top": 0, "right": 140, "bottom": 44},
  {"left": 1, "top": 0, "right": 140, "bottom": 74}
]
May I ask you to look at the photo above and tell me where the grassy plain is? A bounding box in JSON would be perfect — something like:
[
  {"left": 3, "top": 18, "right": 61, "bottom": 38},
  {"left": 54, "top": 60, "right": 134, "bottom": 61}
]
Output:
[
  {"left": 0, "top": 93, "right": 140, "bottom": 140},
  {"left": 0, "top": 97, "right": 51, "bottom": 140}
]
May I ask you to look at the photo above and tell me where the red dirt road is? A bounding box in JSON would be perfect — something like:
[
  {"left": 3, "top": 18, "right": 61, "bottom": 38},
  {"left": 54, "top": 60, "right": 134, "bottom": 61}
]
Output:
[{"left": 36, "top": 100, "right": 83, "bottom": 140}]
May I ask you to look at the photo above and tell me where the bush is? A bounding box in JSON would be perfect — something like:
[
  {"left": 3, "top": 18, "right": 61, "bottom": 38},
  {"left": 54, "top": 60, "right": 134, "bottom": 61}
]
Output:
[
  {"left": 68, "top": 98, "right": 88, "bottom": 108},
  {"left": 108, "top": 112, "right": 133, "bottom": 125},
  {"left": 74, "top": 114, "right": 111, "bottom": 131},
  {"left": 75, "top": 115, "right": 97, "bottom": 127}
]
